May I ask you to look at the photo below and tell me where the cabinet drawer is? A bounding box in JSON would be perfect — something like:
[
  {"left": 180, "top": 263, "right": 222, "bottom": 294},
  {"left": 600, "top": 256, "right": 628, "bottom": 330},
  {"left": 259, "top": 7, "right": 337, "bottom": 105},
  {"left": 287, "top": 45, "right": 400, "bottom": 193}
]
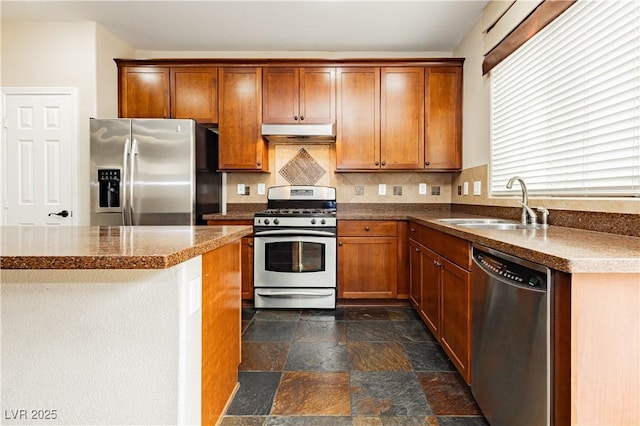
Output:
[
  {"left": 422, "top": 226, "right": 470, "bottom": 270},
  {"left": 338, "top": 221, "right": 397, "bottom": 237}
]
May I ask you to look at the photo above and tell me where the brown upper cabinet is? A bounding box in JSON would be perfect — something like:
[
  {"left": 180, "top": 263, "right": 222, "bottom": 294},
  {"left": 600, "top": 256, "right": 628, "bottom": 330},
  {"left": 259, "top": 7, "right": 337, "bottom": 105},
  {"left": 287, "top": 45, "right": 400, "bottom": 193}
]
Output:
[
  {"left": 218, "top": 67, "right": 268, "bottom": 171},
  {"left": 425, "top": 67, "right": 463, "bottom": 170},
  {"left": 336, "top": 67, "right": 425, "bottom": 170},
  {"left": 336, "top": 67, "right": 380, "bottom": 170},
  {"left": 119, "top": 66, "right": 170, "bottom": 118},
  {"left": 170, "top": 67, "right": 218, "bottom": 123},
  {"left": 119, "top": 65, "right": 218, "bottom": 122},
  {"left": 116, "top": 58, "right": 462, "bottom": 172},
  {"left": 263, "top": 67, "right": 336, "bottom": 124},
  {"left": 381, "top": 67, "right": 425, "bottom": 169}
]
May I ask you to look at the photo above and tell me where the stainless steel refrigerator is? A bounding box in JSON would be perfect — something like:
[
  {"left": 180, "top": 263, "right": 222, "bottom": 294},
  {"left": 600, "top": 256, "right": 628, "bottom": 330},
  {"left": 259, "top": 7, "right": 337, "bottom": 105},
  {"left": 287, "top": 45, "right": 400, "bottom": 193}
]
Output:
[{"left": 90, "top": 118, "right": 221, "bottom": 226}]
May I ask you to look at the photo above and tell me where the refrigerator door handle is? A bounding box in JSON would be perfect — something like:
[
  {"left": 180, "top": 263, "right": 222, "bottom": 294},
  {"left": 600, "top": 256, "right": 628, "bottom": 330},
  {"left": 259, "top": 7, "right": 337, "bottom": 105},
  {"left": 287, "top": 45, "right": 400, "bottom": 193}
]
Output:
[
  {"left": 129, "top": 138, "right": 139, "bottom": 225},
  {"left": 122, "top": 137, "right": 131, "bottom": 225}
]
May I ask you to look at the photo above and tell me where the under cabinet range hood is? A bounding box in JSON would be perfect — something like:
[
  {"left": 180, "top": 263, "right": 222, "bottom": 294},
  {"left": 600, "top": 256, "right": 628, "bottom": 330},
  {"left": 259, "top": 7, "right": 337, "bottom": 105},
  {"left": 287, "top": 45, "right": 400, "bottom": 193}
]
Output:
[{"left": 261, "top": 123, "right": 336, "bottom": 143}]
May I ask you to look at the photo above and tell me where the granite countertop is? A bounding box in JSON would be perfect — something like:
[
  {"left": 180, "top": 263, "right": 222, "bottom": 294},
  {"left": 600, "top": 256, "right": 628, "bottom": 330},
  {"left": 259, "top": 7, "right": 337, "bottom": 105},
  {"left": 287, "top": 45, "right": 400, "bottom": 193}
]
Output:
[
  {"left": 0, "top": 225, "right": 252, "bottom": 270},
  {"left": 338, "top": 210, "right": 639, "bottom": 273},
  {"left": 406, "top": 214, "right": 639, "bottom": 274},
  {"left": 201, "top": 208, "right": 640, "bottom": 274}
]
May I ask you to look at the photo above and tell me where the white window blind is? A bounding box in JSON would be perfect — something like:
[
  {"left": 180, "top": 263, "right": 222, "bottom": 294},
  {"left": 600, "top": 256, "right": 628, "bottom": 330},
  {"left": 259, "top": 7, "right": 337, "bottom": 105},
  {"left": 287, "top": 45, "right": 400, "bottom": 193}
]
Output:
[{"left": 490, "top": 0, "right": 640, "bottom": 197}]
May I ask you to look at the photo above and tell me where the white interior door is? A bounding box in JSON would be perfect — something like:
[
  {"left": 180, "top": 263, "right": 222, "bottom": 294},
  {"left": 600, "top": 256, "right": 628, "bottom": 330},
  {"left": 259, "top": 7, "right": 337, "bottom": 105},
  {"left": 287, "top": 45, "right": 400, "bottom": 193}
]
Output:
[{"left": 2, "top": 89, "right": 77, "bottom": 226}]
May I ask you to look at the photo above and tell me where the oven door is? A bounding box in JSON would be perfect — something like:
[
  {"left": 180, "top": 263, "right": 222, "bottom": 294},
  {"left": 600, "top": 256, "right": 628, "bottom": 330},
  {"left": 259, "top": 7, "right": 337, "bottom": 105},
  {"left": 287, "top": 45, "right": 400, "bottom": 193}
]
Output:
[{"left": 254, "top": 229, "right": 336, "bottom": 289}]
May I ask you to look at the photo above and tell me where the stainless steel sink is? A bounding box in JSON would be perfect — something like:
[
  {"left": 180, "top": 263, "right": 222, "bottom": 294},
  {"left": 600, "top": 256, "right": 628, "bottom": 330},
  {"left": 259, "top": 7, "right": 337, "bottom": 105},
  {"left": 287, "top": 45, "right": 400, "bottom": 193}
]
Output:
[
  {"left": 438, "top": 218, "right": 540, "bottom": 230},
  {"left": 438, "top": 218, "right": 514, "bottom": 224},
  {"left": 458, "top": 223, "right": 541, "bottom": 230}
]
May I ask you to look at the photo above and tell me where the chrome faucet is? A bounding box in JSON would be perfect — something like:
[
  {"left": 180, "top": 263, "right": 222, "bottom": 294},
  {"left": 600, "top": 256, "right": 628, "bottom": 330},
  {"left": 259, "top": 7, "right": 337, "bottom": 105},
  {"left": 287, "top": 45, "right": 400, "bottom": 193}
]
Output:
[{"left": 506, "top": 176, "right": 537, "bottom": 225}]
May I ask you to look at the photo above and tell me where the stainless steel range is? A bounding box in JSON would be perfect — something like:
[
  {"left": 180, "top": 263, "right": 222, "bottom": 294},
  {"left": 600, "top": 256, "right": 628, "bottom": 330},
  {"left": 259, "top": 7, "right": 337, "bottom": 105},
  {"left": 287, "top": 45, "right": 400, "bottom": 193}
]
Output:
[{"left": 253, "top": 185, "right": 337, "bottom": 309}]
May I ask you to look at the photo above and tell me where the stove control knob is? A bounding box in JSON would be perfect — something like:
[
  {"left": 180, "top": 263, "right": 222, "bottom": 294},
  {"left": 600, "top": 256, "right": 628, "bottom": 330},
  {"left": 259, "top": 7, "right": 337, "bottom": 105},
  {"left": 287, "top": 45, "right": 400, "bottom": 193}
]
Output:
[
  {"left": 274, "top": 218, "right": 280, "bottom": 225},
  {"left": 311, "top": 218, "right": 317, "bottom": 225},
  {"left": 264, "top": 219, "right": 270, "bottom": 225},
  {"left": 321, "top": 219, "right": 326, "bottom": 225}
]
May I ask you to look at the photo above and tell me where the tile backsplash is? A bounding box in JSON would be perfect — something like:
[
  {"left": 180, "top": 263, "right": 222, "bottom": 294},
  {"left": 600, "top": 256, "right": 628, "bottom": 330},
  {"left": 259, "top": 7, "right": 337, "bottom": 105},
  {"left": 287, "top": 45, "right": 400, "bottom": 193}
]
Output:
[
  {"left": 225, "top": 149, "right": 637, "bottom": 215},
  {"left": 226, "top": 144, "right": 453, "bottom": 204}
]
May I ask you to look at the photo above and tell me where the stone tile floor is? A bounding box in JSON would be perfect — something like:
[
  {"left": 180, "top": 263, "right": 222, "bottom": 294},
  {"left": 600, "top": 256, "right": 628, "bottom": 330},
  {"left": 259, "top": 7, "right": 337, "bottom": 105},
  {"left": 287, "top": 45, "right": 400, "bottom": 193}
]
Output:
[{"left": 221, "top": 307, "right": 488, "bottom": 426}]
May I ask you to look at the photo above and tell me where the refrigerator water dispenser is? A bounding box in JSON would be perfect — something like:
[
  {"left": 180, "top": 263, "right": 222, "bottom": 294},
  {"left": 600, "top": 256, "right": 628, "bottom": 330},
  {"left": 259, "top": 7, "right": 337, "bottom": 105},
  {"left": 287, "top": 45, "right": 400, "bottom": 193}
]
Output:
[{"left": 98, "top": 169, "right": 121, "bottom": 208}]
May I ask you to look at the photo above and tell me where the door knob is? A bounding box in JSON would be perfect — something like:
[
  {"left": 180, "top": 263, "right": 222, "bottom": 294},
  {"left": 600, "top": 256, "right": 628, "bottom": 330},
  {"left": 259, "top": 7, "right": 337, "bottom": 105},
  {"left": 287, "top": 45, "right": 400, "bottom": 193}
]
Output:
[{"left": 48, "top": 210, "right": 69, "bottom": 218}]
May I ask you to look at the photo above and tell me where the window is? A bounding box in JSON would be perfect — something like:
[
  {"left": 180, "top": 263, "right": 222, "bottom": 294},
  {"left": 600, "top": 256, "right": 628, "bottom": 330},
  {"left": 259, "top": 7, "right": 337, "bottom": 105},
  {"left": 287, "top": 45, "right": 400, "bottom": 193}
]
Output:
[{"left": 490, "top": 0, "right": 640, "bottom": 197}]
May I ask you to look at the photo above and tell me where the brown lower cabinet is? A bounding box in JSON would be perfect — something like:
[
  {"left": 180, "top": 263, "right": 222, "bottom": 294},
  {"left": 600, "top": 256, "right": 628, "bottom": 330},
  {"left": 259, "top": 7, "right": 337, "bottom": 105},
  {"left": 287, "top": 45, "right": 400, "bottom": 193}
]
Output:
[
  {"left": 207, "top": 220, "right": 254, "bottom": 300},
  {"left": 338, "top": 220, "right": 398, "bottom": 298},
  {"left": 409, "top": 221, "right": 471, "bottom": 384}
]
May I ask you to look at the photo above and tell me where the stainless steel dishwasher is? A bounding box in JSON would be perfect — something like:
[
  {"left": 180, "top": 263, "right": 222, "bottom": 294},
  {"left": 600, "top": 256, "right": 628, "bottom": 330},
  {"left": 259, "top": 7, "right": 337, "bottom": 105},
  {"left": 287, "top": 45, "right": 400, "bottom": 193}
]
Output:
[{"left": 471, "top": 245, "right": 551, "bottom": 426}]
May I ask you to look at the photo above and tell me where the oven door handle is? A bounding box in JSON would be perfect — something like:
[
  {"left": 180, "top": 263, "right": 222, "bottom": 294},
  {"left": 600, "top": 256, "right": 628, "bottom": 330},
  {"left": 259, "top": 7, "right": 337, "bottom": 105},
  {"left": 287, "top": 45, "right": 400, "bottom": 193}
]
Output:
[
  {"left": 256, "top": 290, "right": 335, "bottom": 297},
  {"left": 254, "top": 229, "right": 336, "bottom": 238}
]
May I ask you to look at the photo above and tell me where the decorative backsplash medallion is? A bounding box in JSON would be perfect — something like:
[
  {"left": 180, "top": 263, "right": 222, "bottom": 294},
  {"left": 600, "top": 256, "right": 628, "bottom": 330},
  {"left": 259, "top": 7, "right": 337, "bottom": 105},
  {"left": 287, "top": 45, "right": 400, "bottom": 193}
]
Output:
[{"left": 279, "top": 148, "right": 327, "bottom": 185}]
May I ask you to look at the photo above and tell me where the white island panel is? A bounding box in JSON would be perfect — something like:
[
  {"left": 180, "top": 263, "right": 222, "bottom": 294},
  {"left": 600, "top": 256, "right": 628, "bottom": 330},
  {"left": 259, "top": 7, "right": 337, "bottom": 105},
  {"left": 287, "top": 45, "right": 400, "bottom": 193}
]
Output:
[{"left": 1, "top": 256, "right": 202, "bottom": 425}]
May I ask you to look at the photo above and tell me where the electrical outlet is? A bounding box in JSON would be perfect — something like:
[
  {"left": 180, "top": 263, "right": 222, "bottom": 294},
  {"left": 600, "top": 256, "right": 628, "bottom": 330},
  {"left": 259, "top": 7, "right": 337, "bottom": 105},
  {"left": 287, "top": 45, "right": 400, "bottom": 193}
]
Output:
[
  {"left": 257, "top": 183, "right": 266, "bottom": 195},
  {"left": 355, "top": 186, "right": 364, "bottom": 196},
  {"left": 473, "top": 181, "right": 482, "bottom": 196},
  {"left": 236, "top": 183, "right": 245, "bottom": 195},
  {"left": 393, "top": 186, "right": 402, "bottom": 196},
  {"left": 378, "top": 184, "right": 386, "bottom": 196},
  {"left": 463, "top": 182, "right": 469, "bottom": 196},
  {"left": 418, "top": 183, "right": 427, "bottom": 195}
]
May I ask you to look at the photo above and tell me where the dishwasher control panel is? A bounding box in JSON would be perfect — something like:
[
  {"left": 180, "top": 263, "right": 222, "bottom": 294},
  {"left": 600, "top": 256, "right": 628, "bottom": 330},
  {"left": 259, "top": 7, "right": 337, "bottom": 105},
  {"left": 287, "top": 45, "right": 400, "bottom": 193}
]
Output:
[{"left": 474, "top": 251, "right": 546, "bottom": 289}]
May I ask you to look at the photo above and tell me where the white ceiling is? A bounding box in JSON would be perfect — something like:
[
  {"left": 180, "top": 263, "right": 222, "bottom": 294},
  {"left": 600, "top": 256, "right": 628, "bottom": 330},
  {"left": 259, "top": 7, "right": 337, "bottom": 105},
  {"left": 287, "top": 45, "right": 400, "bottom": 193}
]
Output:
[{"left": 1, "top": 1, "right": 487, "bottom": 53}]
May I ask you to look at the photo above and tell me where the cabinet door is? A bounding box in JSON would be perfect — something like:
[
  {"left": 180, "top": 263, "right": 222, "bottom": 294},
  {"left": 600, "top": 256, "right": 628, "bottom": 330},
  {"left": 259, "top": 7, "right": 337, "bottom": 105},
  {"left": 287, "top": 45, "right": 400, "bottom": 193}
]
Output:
[
  {"left": 263, "top": 68, "right": 299, "bottom": 124},
  {"left": 241, "top": 236, "right": 254, "bottom": 300},
  {"left": 171, "top": 67, "right": 218, "bottom": 123},
  {"left": 420, "top": 246, "right": 440, "bottom": 338},
  {"left": 338, "top": 236, "right": 397, "bottom": 298},
  {"left": 409, "top": 239, "right": 422, "bottom": 309},
  {"left": 300, "top": 67, "right": 336, "bottom": 124},
  {"left": 440, "top": 257, "right": 471, "bottom": 383},
  {"left": 218, "top": 67, "right": 267, "bottom": 171},
  {"left": 335, "top": 67, "right": 380, "bottom": 170},
  {"left": 425, "top": 67, "right": 462, "bottom": 170},
  {"left": 119, "top": 66, "right": 170, "bottom": 118},
  {"left": 380, "top": 67, "right": 424, "bottom": 169}
]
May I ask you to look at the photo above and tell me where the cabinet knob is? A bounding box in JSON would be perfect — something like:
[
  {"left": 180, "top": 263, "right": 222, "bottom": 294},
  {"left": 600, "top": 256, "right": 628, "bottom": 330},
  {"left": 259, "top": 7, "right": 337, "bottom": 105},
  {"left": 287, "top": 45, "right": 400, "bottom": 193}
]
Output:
[
  {"left": 375, "top": 161, "right": 380, "bottom": 166},
  {"left": 425, "top": 161, "right": 431, "bottom": 166},
  {"left": 338, "top": 241, "right": 343, "bottom": 246},
  {"left": 294, "top": 115, "right": 298, "bottom": 121},
  {"left": 248, "top": 242, "right": 254, "bottom": 247},
  {"left": 300, "top": 116, "right": 304, "bottom": 121},
  {"left": 257, "top": 161, "right": 261, "bottom": 167},
  {"left": 381, "top": 161, "right": 386, "bottom": 166},
  {"left": 364, "top": 226, "right": 370, "bottom": 231},
  {"left": 410, "top": 228, "right": 416, "bottom": 232},
  {"left": 415, "top": 247, "right": 420, "bottom": 252}
]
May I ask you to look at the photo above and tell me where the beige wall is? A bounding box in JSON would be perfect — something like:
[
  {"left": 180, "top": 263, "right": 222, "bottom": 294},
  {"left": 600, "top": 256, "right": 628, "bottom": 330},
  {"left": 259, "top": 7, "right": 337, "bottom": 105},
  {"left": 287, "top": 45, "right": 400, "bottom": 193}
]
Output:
[
  {"left": 96, "top": 24, "right": 135, "bottom": 117},
  {"left": 1, "top": 21, "right": 133, "bottom": 225},
  {"left": 452, "top": 10, "right": 639, "bottom": 215}
]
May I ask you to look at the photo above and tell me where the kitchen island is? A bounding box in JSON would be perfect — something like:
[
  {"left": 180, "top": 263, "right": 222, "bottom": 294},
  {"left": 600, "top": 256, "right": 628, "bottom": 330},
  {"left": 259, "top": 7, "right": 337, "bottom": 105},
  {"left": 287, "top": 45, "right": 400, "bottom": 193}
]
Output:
[{"left": 1, "top": 225, "right": 251, "bottom": 426}]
